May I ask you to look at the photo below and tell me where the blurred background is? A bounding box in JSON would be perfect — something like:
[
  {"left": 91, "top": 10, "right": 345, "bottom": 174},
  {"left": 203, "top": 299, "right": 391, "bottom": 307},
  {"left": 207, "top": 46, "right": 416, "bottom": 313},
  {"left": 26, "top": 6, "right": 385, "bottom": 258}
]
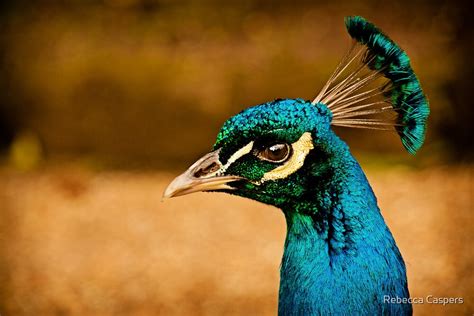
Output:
[{"left": 0, "top": 0, "right": 472, "bottom": 315}]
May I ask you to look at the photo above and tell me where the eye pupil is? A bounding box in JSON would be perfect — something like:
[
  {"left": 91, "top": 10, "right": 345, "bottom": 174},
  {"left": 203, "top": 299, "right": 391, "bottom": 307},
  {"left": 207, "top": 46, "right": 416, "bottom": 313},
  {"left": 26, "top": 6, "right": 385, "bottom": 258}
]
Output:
[
  {"left": 259, "top": 143, "right": 290, "bottom": 162},
  {"left": 268, "top": 144, "right": 285, "bottom": 159}
]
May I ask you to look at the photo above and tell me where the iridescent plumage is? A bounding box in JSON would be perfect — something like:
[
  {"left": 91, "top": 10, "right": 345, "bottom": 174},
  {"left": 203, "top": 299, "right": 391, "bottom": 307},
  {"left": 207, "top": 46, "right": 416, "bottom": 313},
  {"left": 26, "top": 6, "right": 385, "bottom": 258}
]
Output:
[
  {"left": 164, "top": 16, "right": 429, "bottom": 316},
  {"left": 315, "top": 16, "right": 429, "bottom": 154}
]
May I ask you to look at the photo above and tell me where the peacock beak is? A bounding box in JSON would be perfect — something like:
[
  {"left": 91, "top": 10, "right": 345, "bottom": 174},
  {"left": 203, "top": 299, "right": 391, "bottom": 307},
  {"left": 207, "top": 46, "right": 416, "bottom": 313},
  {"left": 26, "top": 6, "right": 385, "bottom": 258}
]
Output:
[{"left": 163, "top": 149, "right": 244, "bottom": 199}]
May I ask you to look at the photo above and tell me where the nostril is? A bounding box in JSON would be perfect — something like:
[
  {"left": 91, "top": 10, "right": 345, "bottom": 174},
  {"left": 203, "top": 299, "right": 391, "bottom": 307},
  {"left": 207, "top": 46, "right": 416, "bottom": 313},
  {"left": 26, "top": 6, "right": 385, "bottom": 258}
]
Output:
[{"left": 194, "top": 162, "right": 220, "bottom": 178}]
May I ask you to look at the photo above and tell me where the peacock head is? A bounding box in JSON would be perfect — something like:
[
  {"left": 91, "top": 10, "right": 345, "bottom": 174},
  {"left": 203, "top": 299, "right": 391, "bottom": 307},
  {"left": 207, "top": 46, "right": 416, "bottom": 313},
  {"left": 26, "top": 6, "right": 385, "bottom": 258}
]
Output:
[
  {"left": 163, "top": 16, "right": 429, "bottom": 207},
  {"left": 163, "top": 99, "right": 338, "bottom": 207}
]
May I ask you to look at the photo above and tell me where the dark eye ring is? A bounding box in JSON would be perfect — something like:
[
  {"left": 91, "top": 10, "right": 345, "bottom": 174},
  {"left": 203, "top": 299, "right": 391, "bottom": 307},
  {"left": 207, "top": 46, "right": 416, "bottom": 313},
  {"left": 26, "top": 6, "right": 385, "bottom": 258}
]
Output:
[{"left": 257, "top": 143, "right": 291, "bottom": 163}]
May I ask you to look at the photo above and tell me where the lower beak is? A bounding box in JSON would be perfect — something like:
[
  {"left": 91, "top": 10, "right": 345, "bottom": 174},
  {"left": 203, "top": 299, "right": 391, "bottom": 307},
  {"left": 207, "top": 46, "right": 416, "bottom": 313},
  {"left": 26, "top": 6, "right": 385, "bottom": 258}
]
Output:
[{"left": 163, "top": 149, "right": 243, "bottom": 199}]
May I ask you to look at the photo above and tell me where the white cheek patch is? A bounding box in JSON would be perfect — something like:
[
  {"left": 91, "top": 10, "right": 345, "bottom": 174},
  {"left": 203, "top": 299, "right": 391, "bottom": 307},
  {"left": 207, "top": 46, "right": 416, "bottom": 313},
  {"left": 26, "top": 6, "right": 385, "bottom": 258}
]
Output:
[
  {"left": 197, "top": 142, "right": 254, "bottom": 179},
  {"left": 220, "top": 141, "right": 254, "bottom": 172},
  {"left": 258, "top": 132, "right": 314, "bottom": 184}
]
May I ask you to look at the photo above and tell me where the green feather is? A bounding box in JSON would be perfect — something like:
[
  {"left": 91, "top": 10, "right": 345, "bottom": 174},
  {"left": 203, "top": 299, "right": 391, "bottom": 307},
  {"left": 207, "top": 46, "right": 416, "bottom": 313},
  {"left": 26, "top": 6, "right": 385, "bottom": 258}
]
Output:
[{"left": 344, "top": 16, "right": 430, "bottom": 154}]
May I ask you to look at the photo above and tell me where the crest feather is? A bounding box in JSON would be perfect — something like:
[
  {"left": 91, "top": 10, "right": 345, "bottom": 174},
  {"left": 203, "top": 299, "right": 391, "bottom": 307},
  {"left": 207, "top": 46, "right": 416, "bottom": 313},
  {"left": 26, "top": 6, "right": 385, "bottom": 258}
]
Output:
[{"left": 313, "top": 16, "right": 430, "bottom": 154}]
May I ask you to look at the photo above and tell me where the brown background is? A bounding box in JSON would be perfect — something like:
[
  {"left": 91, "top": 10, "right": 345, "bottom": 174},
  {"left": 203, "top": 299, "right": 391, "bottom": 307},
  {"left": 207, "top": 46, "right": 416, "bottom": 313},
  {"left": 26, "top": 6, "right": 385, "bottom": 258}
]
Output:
[{"left": 0, "top": 1, "right": 472, "bottom": 315}]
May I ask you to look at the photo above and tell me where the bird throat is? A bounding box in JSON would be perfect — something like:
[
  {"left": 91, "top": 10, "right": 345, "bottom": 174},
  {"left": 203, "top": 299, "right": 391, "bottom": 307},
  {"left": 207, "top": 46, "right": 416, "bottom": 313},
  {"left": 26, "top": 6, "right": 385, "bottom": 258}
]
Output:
[{"left": 277, "top": 156, "right": 412, "bottom": 315}]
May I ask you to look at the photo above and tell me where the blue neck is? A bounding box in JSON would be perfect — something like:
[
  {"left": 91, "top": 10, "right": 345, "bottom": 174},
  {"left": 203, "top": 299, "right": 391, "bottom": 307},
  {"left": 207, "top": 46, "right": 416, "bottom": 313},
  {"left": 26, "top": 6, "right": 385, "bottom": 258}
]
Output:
[{"left": 278, "top": 151, "right": 412, "bottom": 315}]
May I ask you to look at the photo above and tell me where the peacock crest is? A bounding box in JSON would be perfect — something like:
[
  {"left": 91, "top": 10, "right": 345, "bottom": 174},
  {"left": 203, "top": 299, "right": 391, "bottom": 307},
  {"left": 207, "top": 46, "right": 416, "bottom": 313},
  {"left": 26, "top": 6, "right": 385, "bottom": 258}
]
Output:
[{"left": 314, "top": 16, "right": 429, "bottom": 154}]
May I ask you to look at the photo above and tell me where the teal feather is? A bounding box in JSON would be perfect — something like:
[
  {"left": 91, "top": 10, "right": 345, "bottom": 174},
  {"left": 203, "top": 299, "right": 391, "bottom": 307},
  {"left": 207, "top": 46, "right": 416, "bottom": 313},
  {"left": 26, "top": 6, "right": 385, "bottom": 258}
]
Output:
[{"left": 344, "top": 16, "right": 430, "bottom": 154}]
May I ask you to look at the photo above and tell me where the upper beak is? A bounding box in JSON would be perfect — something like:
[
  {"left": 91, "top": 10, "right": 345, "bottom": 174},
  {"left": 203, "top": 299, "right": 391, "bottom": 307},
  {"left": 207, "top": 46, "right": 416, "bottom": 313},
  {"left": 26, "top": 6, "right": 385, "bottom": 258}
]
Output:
[{"left": 163, "top": 149, "right": 243, "bottom": 199}]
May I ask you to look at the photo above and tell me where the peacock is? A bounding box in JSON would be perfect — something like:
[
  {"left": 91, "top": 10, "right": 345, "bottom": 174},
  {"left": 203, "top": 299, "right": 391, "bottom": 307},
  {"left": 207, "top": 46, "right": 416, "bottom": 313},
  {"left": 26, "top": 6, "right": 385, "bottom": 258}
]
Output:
[{"left": 164, "top": 16, "right": 429, "bottom": 315}]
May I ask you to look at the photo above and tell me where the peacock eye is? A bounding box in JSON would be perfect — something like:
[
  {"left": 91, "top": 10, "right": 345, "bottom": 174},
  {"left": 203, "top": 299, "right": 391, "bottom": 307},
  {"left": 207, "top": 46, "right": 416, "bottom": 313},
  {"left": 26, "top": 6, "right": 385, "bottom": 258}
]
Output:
[{"left": 257, "top": 143, "right": 291, "bottom": 163}]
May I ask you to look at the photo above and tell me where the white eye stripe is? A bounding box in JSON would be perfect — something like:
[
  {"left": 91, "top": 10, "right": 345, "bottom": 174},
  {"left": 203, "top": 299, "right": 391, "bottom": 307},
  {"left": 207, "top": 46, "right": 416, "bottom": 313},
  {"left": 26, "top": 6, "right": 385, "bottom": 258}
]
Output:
[
  {"left": 220, "top": 141, "right": 254, "bottom": 172},
  {"left": 219, "top": 132, "right": 313, "bottom": 184},
  {"left": 256, "top": 132, "right": 314, "bottom": 184}
]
